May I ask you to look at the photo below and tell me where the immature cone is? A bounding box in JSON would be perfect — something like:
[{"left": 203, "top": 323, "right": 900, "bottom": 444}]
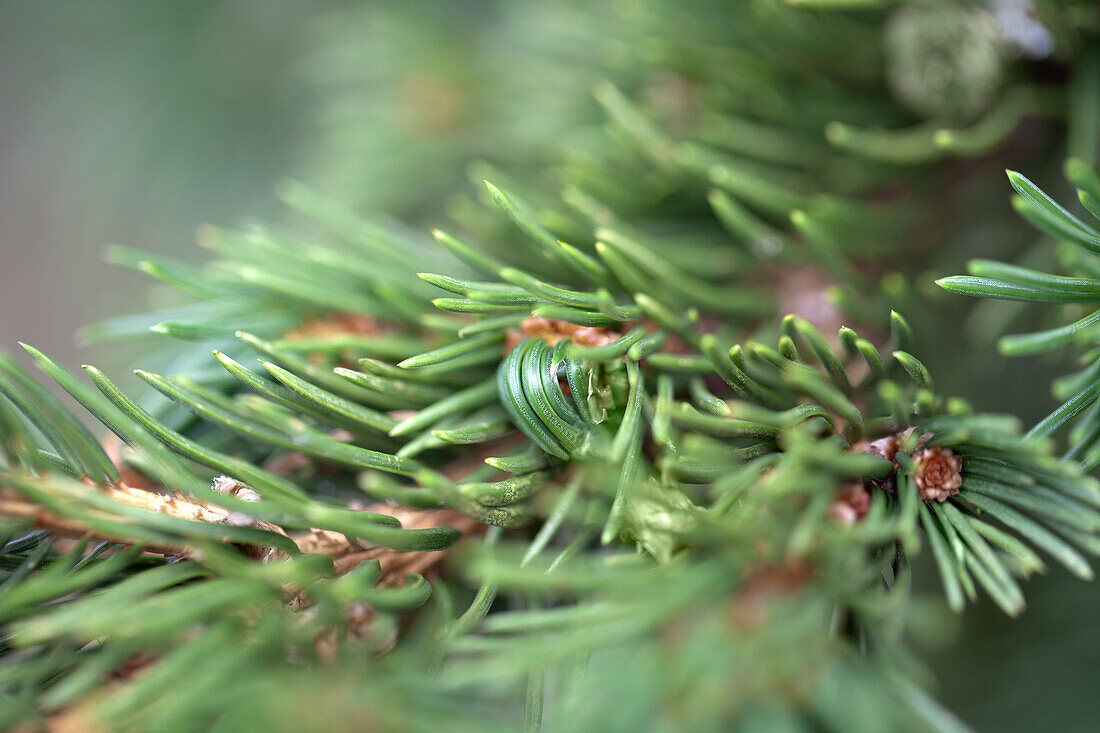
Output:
[{"left": 913, "top": 447, "right": 962, "bottom": 503}]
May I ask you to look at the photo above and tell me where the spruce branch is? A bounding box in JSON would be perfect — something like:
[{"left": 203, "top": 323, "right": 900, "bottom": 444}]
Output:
[{"left": 2, "top": 2, "right": 1098, "bottom": 729}]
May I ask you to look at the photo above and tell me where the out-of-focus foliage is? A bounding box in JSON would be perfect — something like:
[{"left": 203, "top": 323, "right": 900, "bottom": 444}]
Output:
[{"left": 1, "top": 0, "right": 1100, "bottom": 731}]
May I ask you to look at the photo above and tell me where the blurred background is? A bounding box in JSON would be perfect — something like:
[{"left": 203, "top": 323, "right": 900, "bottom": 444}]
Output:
[
  {"left": 0, "top": 1, "right": 318, "bottom": 378},
  {"left": 1, "top": 1, "right": 1097, "bottom": 729}
]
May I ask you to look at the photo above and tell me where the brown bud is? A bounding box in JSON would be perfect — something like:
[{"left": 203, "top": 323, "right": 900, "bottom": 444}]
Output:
[
  {"left": 572, "top": 326, "right": 617, "bottom": 347},
  {"left": 863, "top": 434, "right": 899, "bottom": 462},
  {"left": 913, "top": 447, "right": 962, "bottom": 503},
  {"left": 283, "top": 313, "right": 388, "bottom": 340},
  {"left": 520, "top": 316, "right": 554, "bottom": 336},
  {"left": 505, "top": 317, "right": 623, "bottom": 353},
  {"left": 827, "top": 481, "right": 872, "bottom": 526}
]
